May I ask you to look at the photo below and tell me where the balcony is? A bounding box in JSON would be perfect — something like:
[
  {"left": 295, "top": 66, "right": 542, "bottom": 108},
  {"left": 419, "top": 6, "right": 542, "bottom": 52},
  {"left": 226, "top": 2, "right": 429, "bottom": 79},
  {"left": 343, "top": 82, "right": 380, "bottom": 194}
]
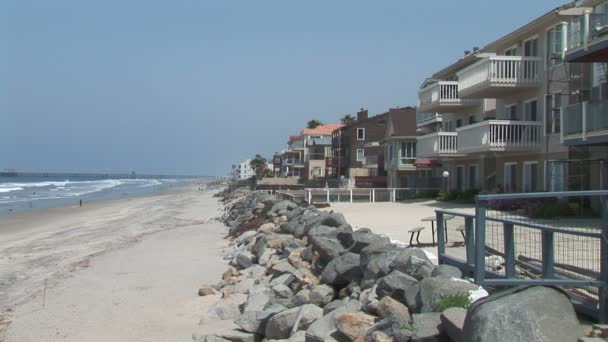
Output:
[
  {"left": 564, "top": 12, "right": 608, "bottom": 63},
  {"left": 364, "top": 155, "right": 378, "bottom": 168},
  {"left": 457, "top": 120, "right": 542, "bottom": 153},
  {"left": 416, "top": 132, "right": 460, "bottom": 158},
  {"left": 457, "top": 56, "right": 544, "bottom": 98},
  {"left": 418, "top": 81, "right": 479, "bottom": 113},
  {"left": 562, "top": 99, "right": 608, "bottom": 144},
  {"left": 284, "top": 158, "right": 304, "bottom": 167}
]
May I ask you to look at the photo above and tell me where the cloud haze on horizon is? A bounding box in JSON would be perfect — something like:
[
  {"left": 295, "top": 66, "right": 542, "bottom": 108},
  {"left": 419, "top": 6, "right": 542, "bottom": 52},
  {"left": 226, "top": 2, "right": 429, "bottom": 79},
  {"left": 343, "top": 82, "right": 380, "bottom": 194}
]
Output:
[{"left": 1, "top": 0, "right": 567, "bottom": 175}]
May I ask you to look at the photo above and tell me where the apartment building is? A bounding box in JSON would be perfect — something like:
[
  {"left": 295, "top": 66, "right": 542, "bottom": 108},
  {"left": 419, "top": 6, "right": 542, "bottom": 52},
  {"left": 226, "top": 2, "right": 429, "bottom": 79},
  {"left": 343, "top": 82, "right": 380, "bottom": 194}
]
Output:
[
  {"left": 301, "top": 124, "right": 343, "bottom": 182},
  {"left": 331, "top": 109, "right": 389, "bottom": 182},
  {"left": 280, "top": 135, "right": 305, "bottom": 178},
  {"left": 234, "top": 159, "right": 254, "bottom": 179},
  {"left": 416, "top": 3, "right": 581, "bottom": 193},
  {"left": 560, "top": 0, "right": 608, "bottom": 191}
]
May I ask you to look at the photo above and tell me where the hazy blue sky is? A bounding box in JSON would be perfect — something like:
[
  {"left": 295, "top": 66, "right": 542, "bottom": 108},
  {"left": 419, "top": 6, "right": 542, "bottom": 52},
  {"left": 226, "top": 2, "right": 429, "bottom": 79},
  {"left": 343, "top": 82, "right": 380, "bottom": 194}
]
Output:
[{"left": 1, "top": 0, "right": 567, "bottom": 175}]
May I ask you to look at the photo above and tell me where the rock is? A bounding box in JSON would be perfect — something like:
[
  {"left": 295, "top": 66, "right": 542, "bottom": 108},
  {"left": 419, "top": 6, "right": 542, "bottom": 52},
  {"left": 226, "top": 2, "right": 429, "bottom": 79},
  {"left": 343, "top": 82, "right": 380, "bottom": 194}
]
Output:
[
  {"left": 235, "top": 230, "right": 259, "bottom": 246},
  {"left": 235, "top": 251, "right": 256, "bottom": 270},
  {"left": 337, "top": 231, "right": 391, "bottom": 254},
  {"left": 360, "top": 246, "right": 430, "bottom": 289},
  {"left": 368, "top": 331, "right": 394, "bottom": 342},
  {"left": 270, "top": 260, "right": 297, "bottom": 276},
  {"left": 266, "top": 234, "right": 292, "bottom": 250},
  {"left": 265, "top": 304, "right": 323, "bottom": 339},
  {"left": 236, "top": 309, "right": 282, "bottom": 335},
  {"left": 216, "top": 329, "right": 262, "bottom": 342},
  {"left": 282, "top": 239, "right": 306, "bottom": 256},
  {"left": 279, "top": 222, "right": 297, "bottom": 235},
  {"left": 404, "top": 284, "right": 421, "bottom": 313},
  {"left": 320, "top": 253, "right": 362, "bottom": 287},
  {"left": 293, "top": 267, "right": 319, "bottom": 288},
  {"left": 376, "top": 296, "right": 411, "bottom": 326},
  {"left": 270, "top": 273, "right": 295, "bottom": 287},
  {"left": 288, "top": 248, "right": 308, "bottom": 269},
  {"left": 320, "top": 212, "right": 348, "bottom": 228},
  {"left": 418, "top": 278, "right": 477, "bottom": 313},
  {"left": 403, "top": 256, "right": 434, "bottom": 280},
  {"left": 198, "top": 335, "right": 232, "bottom": 342},
  {"left": 323, "top": 299, "right": 347, "bottom": 315},
  {"left": 240, "top": 265, "right": 267, "bottom": 282},
  {"left": 431, "top": 264, "right": 462, "bottom": 280},
  {"left": 243, "top": 292, "right": 272, "bottom": 312},
  {"left": 335, "top": 311, "right": 377, "bottom": 341},
  {"left": 364, "top": 316, "right": 412, "bottom": 342},
  {"left": 223, "top": 278, "right": 256, "bottom": 295},
  {"left": 376, "top": 270, "right": 418, "bottom": 299},
  {"left": 310, "top": 284, "right": 335, "bottom": 307},
  {"left": 258, "top": 222, "right": 277, "bottom": 231},
  {"left": 273, "top": 284, "right": 294, "bottom": 298},
  {"left": 208, "top": 293, "right": 247, "bottom": 320},
  {"left": 305, "top": 300, "right": 363, "bottom": 341},
  {"left": 310, "top": 236, "right": 345, "bottom": 264},
  {"left": 270, "top": 200, "right": 297, "bottom": 214},
  {"left": 223, "top": 266, "right": 239, "bottom": 281},
  {"left": 440, "top": 307, "right": 466, "bottom": 342},
  {"left": 286, "top": 330, "right": 306, "bottom": 342},
  {"left": 412, "top": 312, "right": 445, "bottom": 342},
  {"left": 300, "top": 246, "right": 315, "bottom": 263},
  {"left": 292, "top": 289, "right": 311, "bottom": 306},
  {"left": 258, "top": 249, "right": 275, "bottom": 266},
  {"left": 359, "top": 285, "right": 379, "bottom": 315},
  {"left": 339, "top": 282, "right": 362, "bottom": 300},
  {"left": 198, "top": 286, "right": 218, "bottom": 296},
  {"left": 462, "top": 286, "right": 583, "bottom": 342}
]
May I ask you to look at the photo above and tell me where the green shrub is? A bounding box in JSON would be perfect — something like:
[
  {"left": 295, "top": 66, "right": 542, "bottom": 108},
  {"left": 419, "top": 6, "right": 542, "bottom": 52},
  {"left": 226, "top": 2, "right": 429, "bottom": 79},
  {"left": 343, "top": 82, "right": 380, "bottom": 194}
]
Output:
[
  {"left": 415, "top": 189, "right": 440, "bottom": 199},
  {"left": 434, "top": 293, "right": 471, "bottom": 312}
]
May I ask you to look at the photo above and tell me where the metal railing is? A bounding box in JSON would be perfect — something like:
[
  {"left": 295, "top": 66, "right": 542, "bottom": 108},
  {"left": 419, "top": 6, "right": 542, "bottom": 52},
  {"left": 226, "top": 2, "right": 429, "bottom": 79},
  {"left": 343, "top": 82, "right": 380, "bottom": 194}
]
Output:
[
  {"left": 436, "top": 190, "right": 608, "bottom": 321},
  {"left": 416, "top": 132, "right": 459, "bottom": 157},
  {"left": 562, "top": 99, "right": 608, "bottom": 139},
  {"left": 275, "top": 187, "right": 440, "bottom": 204}
]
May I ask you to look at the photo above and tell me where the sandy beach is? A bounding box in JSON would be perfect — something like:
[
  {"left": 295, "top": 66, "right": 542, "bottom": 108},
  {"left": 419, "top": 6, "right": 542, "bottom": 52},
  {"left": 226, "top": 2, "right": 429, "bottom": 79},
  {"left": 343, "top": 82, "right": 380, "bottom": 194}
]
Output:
[{"left": 0, "top": 187, "right": 228, "bottom": 342}]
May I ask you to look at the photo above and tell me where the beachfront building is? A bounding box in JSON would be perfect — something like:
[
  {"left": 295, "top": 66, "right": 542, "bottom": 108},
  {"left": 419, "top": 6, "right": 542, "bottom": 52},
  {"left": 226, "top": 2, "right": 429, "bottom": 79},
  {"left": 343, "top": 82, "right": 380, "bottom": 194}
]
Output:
[
  {"left": 234, "top": 159, "right": 255, "bottom": 179},
  {"left": 301, "top": 124, "right": 343, "bottom": 183},
  {"left": 383, "top": 107, "right": 440, "bottom": 188},
  {"left": 560, "top": 0, "right": 608, "bottom": 191},
  {"left": 278, "top": 135, "right": 305, "bottom": 178},
  {"left": 330, "top": 109, "right": 389, "bottom": 187},
  {"left": 415, "top": 3, "right": 582, "bottom": 193}
]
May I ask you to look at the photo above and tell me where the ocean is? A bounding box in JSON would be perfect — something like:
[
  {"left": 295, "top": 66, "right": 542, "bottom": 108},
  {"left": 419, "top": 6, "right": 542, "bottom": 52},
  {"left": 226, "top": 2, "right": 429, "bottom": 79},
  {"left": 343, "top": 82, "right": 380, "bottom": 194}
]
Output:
[{"left": 0, "top": 176, "right": 191, "bottom": 214}]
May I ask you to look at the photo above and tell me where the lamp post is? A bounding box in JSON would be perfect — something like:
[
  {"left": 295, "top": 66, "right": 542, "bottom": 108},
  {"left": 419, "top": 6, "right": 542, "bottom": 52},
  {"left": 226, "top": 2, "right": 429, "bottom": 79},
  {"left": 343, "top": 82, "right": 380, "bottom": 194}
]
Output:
[{"left": 442, "top": 170, "right": 450, "bottom": 193}]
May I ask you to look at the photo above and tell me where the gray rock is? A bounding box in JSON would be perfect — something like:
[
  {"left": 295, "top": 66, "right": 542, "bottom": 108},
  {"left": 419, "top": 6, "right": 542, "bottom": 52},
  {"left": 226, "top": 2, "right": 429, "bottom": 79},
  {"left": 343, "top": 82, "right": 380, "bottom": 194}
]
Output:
[
  {"left": 320, "top": 252, "right": 362, "bottom": 287},
  {"left": 281, "top": 238, "right": 306, "bottom": 255},
  {"left": 273, "top": 284, "right": 294, "bottom": 298},
  {"left": 270, "top": 200, "right": 298, "bottom": 214},
  {"left": 308, "top": 225, "right": 340, "bottom": 239},
  {"left": 265, "top": 304, "right": 323, "bottom": 339},
  {"left": 236, "top": 306, "right": 285, "bottom": 335},
  {"left": 323, "top": 299, "right": 347, "bottom": 315},
  {"left": 305, "top": 300, "right": 363, "bottom": 341},
  {"left": 235, "top": 251, "right": 255, "bottom": 270},
  {"left": 216, "top": 329, "right": 262, "bottom": 342},
  {"left": 270, "top": 273, "right": 295, "bottom": 288},
  {"left": 300, "top": 246, "right": 315, "bottom": 263},
  {"left": 258, "top": 248, "right": 275, "bottom": 267},
  {"left": 412, "top": 313, "right": 445, "bottom": 342},
  {"left": 376, "top": 270, "right": 418, "bottom": 299},
  {"left": 310, "top": 236, "right": 345, "bottom": 264},
  {"left": 360, "top": 246, "right": 430, "bottom": 289},
  {"left": 335, "top": 311, "right": 377, "bottom": 341},
  {"left": 431, "top": 264, "right": 462, "bottom": 280},
  {"left": 252, "top": 235, "right": 267, "bottom": 259},
  {"left": 440, "top": 307, "right": 466, "bottom": 342},
  {"left": 241, "top": 265, "right": 267, "bottom": 282},
  {"left": 404, "top": 255, "right": 434, "bottom": 280},
  {"left": 404, "top": 284, "right": 422, "bottom": 313},
  {"left": 244, "top": 292, "right": 272, "bottom": 312},
  {"left": 199, "top": 336, "right": 232, "bottom": 342},
  {"left": 418, "top": 278, "right": 477, "bottom": 313},
  {"left": 292, "top": 289, "right": 311, "bottom": 306},
  {"left": 360, "top": 285, "right": 379, "bottom": 315},
  {"left": 278, "top": 222, "right": 297, "bottom": 235},
  {"left": 377, "top": 296, "right": 411, "bottom": 326},
  {"left": 208, "top": 294, "right": 247, "bottom": 320},
  {"left": 235, "top": 230, "right": 259, "bottom": 246},
  {"left": 309, "top": 284, "right": 335, "bottom": 307},
  {"left": 319, "top": 212, "right": 348, "bottom": 228},
  {"left": 337, "top": 231, "right": 391, "bottom": 254},
  {"left": 223, "top": 278, "right": 256, "bottom": 295},
  {"left": 462, "top": 286, "right": 583, "bottom": 342},
  {"left": 270, "top": 261, "right": 297, "bottom": 276}
]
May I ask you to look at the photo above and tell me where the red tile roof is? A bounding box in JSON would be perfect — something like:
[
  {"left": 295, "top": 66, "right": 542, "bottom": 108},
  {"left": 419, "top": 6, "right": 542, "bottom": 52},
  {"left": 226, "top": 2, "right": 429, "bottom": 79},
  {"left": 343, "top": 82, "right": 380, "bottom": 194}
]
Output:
[{"left": 301, "top": 124, "right": 344, "bottom": 136}]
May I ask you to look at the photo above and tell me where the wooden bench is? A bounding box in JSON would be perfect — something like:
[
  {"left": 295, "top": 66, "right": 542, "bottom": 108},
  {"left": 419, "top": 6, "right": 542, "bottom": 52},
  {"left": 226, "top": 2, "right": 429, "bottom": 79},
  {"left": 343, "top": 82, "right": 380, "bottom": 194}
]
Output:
[
  {"left": 408, "top": 226, "right": 425, "bottom": 246},
  {"left": 455, "top": 225, "right": 466, "bottom": 242}
]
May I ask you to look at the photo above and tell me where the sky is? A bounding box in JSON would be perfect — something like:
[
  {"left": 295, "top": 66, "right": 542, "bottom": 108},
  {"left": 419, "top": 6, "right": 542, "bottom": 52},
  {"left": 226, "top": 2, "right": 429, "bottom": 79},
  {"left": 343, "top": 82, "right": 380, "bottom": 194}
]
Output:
[{"left": 0, "top": 0, "right": 568, "bottom": 176}]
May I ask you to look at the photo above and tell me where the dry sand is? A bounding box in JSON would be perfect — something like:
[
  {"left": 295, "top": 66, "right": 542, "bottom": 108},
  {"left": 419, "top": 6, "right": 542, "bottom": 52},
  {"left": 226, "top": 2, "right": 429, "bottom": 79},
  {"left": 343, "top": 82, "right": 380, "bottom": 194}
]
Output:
[{"left": 0, "top": 187, "right": 228, "bottom": 342}]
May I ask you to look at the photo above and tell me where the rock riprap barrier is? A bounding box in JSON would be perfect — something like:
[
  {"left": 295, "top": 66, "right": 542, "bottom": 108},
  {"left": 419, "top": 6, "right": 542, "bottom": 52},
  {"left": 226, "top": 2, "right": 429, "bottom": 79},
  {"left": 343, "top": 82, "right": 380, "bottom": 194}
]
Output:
[{"left": 195, "top": 188, "right": 583, "bottom": 342}]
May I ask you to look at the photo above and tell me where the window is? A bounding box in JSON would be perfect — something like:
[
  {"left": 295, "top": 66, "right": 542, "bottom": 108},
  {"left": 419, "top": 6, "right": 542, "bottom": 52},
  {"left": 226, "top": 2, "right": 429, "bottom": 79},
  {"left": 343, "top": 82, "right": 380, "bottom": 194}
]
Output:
[
  {"left": 523, "top": 161, "right": 538, "bottom": 192},
  {"left": 356, "top": 149, "right": 364, "bottom": 161},
  {"left": 506, "top": 104, "right": 518, "bottom": 120},
  {"left": 545, "top": 94, "right": 561, "bottom": 133},
  {"left": 524, "top": 99, "right": 538, "bottom": 121},
  {"left": 504, "top": 162, "right": 518, "bottom": 192},
  {"left": 547, "top": 161, "right": 565, "bottom": 191},
  {"left": 357, "top": 128, "right": 365, "bottom": 140},
  {"left": 504, "top": 46, "right": 518, "bottom": 56},
  {"left": 388, "top": 144, "right": 394, "bottom": 161},
  {"left": 523, "top": 37, "right": 539, "bottom": 57},
  {"left": 469, "top": 165, "right": 479, "bottom": 189},
  {"left": 547, "top": 25, "right": 564, "bottom": 67},
  {"left": 400, "top": 142, "right": 416, "bottom": 164},
  {"left": 456, "top": 119, "right": 463, "bottom": 128},
  {"left": 569, "top": 16, "right": 584, "bottom": 49}
]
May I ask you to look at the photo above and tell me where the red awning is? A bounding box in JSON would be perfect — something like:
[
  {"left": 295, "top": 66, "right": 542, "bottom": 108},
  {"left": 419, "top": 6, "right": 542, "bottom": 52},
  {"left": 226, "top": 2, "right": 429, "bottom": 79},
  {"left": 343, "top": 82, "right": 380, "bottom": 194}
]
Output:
[{"left": 414, "top": 159, "right": 442, "bottom": 168}]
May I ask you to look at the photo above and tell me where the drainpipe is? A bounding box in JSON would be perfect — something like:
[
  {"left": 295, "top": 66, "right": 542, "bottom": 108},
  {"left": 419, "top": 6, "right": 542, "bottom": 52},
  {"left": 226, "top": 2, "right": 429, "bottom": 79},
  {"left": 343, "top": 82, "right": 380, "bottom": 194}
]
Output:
[
  {"left": 561, "top": 21, "right": 568, "bottom": 60},
  {"left": 584, "top": 10, "right": 591, "bottom": 51}
]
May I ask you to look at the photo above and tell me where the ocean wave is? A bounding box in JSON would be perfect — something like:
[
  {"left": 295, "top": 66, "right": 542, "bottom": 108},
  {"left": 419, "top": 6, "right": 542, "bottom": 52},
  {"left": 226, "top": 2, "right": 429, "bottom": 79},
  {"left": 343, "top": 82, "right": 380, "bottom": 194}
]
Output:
[{"left": 0, "top": 187, "right": 24, "bottom": 193}]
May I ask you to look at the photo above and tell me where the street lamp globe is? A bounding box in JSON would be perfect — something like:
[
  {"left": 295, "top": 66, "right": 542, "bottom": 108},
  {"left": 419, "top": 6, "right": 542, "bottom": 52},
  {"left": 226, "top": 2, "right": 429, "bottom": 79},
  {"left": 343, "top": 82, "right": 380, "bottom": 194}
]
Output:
[{"left": 442, "top": 171, "right": 450, "bottom": 178}]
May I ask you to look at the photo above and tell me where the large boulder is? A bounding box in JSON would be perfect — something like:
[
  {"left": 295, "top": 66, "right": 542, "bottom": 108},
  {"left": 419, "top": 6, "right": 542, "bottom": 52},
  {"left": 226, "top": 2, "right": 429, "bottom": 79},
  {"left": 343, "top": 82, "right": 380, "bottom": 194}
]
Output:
[
  {"left": 270, "top": 200, "right": 298, "bottom": 215},
  {"left": 412, "top": 313, "right": 446, "bottom": 342},
  {"left": 440, "top": 307, "right": 466, "bottom": 342},
  {"left": 305, "top": 300, "right": 363, "bottom": 341},
  {"left": 431, "top": 264, "right": 462, "bottom": 280},
  {"left": 235, "top": 310, "right": 277, "bottom": 335},
  {"left": 376, "top": 296, "right": 411, "bottom": 326},
  {"left": 462, "top": 286, "right": 583, "bottom": 342},
  {"left": 235, "top": 251, "right": 256, "bottom": 270},
  {"left": 359, "top": 245, "right": 430, "bottom": 289},
  {"left": 376, "top": 270, "right": 418, "bottom": 300},
  {"left": 337, "top": 230, "right": 391, "bottom": 254},
  {"left": 403, "top": 255, "right": 434, "bottom": 280},
  {"left": 310, "top": 235, "right": 345, "bottom": 264},
  {"left": 418, "top": 278, "right": 478, "bottom": 313},
  {"left": 320, "top": 253, "right": 363, "bottom": 287},
  {"left": 252, "top": 235, "right": 267, "bottom": 259},
  {"left": 309, "top": 284, "right": 336, "bottom": 307},
  {"left": 265, "top": 304, "right": 323, "bottom": 339},
  {"left": 335, "top": 311, "right": 377, "bottom": 341}
]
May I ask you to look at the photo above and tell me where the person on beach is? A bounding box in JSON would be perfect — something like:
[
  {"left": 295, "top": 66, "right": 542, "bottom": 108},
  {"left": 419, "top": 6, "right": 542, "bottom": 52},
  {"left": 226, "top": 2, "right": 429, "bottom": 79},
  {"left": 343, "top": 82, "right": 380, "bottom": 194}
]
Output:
[{"left": 79, "top": 199, "right": 82, "bottom": 207}]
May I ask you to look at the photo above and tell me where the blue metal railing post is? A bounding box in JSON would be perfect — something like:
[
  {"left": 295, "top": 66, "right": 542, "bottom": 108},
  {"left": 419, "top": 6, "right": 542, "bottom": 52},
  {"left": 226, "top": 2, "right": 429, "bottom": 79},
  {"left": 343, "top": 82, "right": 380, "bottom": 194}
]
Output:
[
  {"left": 465, "top": 216, "right": 475, "bottom": 266},
  {"left": 474, "top": 197, "right": 487, "bottom": 284},
  {"left": 436, "top": 211, "right": 445, "bottom": 257},
  {"left": 600, "top": 195, "right": 608, "bottom": 323},
  {"left": 542, "top": 230, "right": 555, "bottom": 279},
  {"left": 503, "top": 222, "right": 515, "bottom": 278}
]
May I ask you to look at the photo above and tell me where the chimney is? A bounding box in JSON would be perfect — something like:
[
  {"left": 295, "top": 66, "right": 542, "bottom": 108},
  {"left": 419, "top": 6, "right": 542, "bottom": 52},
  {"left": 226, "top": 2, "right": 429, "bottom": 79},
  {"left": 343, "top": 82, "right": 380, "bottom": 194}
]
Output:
[{"left": 357, "top": 108, "right": 368, "bottom": 121}]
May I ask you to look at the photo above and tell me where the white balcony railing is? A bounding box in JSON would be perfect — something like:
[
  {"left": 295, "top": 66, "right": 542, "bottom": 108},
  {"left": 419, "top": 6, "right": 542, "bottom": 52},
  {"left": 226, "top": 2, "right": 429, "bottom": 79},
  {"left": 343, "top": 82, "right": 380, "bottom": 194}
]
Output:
[
  {"left": 416, "top": 132, "right": 459, "bottom": 158},
  {"left": 418, "top": 81, "right": 478, "bottom": 113},
  {"left": 457, "top": 120, "right": 542, "bottom": 153},
  {"left": 457, "top": 56, "right": 544, "bottom": 98}
]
